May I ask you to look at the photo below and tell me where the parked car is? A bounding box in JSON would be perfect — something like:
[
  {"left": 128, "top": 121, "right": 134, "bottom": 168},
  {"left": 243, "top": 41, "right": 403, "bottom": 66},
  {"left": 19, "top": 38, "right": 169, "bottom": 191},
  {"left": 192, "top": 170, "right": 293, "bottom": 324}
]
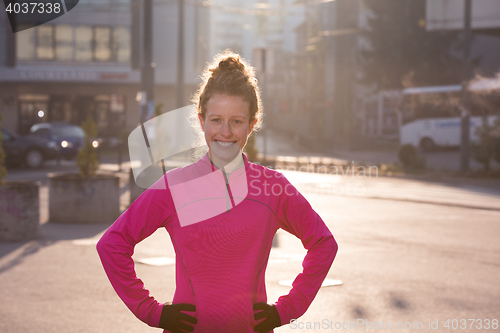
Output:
[
  {"left": 1, "top": 127, "right": 59, "bottom": 169},
  {"left": 30, "top": 122, "right": 101, "bottom": 160}
]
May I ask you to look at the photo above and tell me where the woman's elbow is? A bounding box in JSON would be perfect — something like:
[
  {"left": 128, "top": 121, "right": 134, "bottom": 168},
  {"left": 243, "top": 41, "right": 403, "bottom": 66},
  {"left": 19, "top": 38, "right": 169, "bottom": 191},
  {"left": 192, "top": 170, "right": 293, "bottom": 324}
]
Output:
[
  {"left": 328, "top": 235, "right": 339, "bottom": 261},
  {"left": 96, "top": 233, "right": 109, "bottom": 256}
]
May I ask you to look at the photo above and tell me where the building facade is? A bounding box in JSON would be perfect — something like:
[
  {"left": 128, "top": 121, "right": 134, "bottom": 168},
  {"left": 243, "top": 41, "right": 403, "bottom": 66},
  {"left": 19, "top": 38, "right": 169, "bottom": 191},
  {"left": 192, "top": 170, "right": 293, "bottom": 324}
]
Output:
[{"left": 0, "top": 0, "right": 210, "bottom": 137}]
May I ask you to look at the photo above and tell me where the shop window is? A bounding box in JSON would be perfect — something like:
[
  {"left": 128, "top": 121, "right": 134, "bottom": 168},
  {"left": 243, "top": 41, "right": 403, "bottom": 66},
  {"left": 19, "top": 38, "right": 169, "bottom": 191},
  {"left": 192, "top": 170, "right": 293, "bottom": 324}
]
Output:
[
  {"left": 94, "top": 27, "right": 112, "bottom": 62},
  {"left": 18, "top": 94, "right": 49, "bottom": 135},
  {"left": 108, "top": 94, "right": 127, "bottom": 136},
  {"left": 56, "top": 25, "right": 74, "bottom": 61},
  {"left": 95, "top": 95, "right": 110, "bottom": 132},
  {"left": 37, "top": 25, "right": 54, "bottom": 60},
  {"left": 49, "top": 97, "right": 73, "bottom": 123}
]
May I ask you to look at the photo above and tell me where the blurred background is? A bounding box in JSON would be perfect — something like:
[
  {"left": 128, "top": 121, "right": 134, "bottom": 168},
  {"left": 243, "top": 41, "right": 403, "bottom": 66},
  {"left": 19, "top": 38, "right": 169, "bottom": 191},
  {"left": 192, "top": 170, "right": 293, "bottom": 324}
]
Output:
[{"left": 1, "top": 0, "right": 500, "bottom": 173}]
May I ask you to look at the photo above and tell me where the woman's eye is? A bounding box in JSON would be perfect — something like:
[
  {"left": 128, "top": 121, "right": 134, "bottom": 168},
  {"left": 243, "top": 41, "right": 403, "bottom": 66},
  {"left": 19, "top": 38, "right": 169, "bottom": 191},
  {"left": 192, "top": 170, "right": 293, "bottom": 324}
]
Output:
[
  {"left": 212, "top": 118, "right": 221, "bottom": 123},
  {"left": 232, "top": 120, "right": 242, "bottom": 124}
]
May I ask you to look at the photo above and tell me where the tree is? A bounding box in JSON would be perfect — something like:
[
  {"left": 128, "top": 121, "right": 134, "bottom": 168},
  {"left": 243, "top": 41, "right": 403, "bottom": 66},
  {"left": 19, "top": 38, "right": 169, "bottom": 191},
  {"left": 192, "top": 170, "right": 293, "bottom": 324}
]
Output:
[
  {"left": 360, "top": 0, "right": 464, "bottom": 90},
  {"left": 76, "top": 116, "right": 99, "bottom": 178}
]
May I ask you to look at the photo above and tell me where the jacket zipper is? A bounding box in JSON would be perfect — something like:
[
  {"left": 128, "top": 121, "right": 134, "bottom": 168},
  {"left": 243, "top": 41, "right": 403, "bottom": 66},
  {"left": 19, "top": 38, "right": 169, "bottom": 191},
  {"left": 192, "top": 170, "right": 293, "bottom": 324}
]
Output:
[{"left": 223, "top": 172, "right": 236, "bottom": 213}]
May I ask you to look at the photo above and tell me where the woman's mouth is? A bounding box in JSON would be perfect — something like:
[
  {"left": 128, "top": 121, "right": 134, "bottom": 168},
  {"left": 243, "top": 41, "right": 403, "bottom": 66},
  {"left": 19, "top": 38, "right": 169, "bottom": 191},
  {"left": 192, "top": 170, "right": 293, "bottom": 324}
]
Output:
[{"left": 215, "top": 140, "right": 236, "bottom": 147}]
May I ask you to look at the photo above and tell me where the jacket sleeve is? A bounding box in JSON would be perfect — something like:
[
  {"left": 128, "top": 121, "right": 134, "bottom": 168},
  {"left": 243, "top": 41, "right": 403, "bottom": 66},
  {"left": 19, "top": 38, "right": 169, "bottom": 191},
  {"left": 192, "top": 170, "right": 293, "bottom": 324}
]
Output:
[
  {"left": 273, "top": 175, "right": 338, "bottom": 326},
  {"left": 96, "top": 176, "right": 174, "bottom": 328}
]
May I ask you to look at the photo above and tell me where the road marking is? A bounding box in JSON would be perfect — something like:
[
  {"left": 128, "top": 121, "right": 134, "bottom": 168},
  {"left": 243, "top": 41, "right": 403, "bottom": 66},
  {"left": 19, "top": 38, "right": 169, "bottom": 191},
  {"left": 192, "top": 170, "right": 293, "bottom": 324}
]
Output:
[
  {"left": 135, "top": 256, "right": 175, "bottom": 266},
  {"left": 278, "top": 279, "right": 343, "bottom": 287}
]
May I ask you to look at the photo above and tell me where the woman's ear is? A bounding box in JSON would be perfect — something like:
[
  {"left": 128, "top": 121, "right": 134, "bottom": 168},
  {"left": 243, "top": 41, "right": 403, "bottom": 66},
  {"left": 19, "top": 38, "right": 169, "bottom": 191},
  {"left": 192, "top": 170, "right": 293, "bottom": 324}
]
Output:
[
  {"left": 198, "top": 114, "right": 205, "bottom": 132},
  {"left": 248, "top": 118, "right": 257, "bottom": 135}
]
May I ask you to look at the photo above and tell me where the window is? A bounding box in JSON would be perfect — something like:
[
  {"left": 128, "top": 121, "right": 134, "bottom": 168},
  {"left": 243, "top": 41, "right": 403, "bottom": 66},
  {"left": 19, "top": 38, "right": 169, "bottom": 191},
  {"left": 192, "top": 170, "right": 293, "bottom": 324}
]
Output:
[
  {"left": 56, "top": 25, "right": 74, "bottom": 61},
  {"left": 75, "top": 26, "right": 93, "bottom": 62},
  {"left": 52, "top": 126, "right": 85, "bottom": 138},
  {"left": 113, "top": 26, "right": 131, "bottom": 63},
  {"left": 33, "top": 128, "right": 51, "bottom": 138},
  {"left": 94, "top": 27, "right": 111, "bottom": 61},
  {"left": 16, "top": 25, "right": 130, "bottom": 63},
  {"left": 37, "top": 25, "right": 54, "bottom": 60},
  {"left": 16, "top": 28, "right": 34, "bottom": 60}
]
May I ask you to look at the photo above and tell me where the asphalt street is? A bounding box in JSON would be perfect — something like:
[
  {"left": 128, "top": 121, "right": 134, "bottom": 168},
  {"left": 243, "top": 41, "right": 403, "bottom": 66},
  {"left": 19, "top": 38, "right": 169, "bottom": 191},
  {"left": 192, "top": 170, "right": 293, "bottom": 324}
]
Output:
[
  {"left": 1, "top": 171, "right": 499, "bottom": 333},
  {"left": 1, "top": 132, "right": 500, "bottom": 333}
]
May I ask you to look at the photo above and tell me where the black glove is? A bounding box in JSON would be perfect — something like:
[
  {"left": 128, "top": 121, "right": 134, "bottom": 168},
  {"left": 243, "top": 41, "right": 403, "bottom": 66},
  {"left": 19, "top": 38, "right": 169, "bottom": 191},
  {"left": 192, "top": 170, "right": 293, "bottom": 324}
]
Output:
[
  {"left": 253, "top": 302, "right": 281, "bottom": 333},
  {"left": 159, "top": 302, "right": 197, "bottom": 333}
]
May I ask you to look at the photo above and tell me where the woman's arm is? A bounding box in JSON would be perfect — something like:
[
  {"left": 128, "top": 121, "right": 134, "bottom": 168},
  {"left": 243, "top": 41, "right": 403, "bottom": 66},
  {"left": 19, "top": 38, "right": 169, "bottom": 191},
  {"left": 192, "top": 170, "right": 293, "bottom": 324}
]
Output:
[
  {"left": 274, "top": 176, "right": 339, "bottom": 326},
  {"left": 96, "top": 177, "right": 173, "bottom": 328}
]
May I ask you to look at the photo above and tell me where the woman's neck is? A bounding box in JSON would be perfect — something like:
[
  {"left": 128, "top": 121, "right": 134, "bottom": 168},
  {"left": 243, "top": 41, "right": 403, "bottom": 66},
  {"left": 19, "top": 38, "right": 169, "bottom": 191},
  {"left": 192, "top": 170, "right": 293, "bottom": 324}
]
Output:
[{"left": 208, "top": 152, "right": 244, "bottom": 175}]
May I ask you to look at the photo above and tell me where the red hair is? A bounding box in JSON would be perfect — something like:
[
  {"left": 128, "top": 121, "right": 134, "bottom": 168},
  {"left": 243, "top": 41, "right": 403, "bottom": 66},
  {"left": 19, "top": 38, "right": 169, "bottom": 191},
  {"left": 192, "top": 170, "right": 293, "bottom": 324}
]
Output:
[{"left": 191, "top": 50, "right": 263, "bottom": 132}]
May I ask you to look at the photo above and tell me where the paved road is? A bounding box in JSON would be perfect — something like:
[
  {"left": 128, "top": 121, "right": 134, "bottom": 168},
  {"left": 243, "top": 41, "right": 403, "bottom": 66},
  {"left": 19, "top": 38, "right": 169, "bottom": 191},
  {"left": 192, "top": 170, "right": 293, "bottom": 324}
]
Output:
[
  {"left": 2, "top": 134, "right": 500, "bottom": 332},
  {"left": 1, "top": 172, "right": 499, "bottom": 333}
]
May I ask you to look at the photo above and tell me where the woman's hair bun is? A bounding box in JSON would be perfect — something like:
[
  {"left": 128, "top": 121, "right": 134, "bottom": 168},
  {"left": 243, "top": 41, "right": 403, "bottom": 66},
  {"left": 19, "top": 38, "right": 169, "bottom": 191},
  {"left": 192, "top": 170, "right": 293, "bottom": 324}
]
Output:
[{"left": 212, "top": 57, "right": 245, "bottom": 75}]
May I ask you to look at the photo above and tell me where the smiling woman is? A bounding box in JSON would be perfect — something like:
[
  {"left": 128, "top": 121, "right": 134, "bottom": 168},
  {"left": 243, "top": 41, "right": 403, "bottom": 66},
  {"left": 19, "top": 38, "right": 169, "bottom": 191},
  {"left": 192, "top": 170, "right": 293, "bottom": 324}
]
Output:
[
  {"left": 191, "top": 51, "right": 262, "bottom": 168},
  {"left": 97, "top": 50, "right": 338, "bottom": 333}
]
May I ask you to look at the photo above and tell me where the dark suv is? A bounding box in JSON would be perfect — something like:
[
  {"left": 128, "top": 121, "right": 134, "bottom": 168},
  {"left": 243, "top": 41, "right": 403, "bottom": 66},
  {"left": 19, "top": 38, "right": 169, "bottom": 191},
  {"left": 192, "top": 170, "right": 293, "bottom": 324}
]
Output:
[
  {"left": 1, "top": 127, "right": 59, "bottom": 169},
  {"left": 30, "top": 123, "right": 92, "bottom": 160}
]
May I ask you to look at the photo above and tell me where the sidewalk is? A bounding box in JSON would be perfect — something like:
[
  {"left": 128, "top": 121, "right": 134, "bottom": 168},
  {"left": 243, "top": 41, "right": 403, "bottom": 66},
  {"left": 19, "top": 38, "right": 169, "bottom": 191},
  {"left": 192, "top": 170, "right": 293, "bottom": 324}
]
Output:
[
  {"left": 255, "top": 128, "right": 500, "bottom": 171},
  {"left": 251, "top": 129, "right": 500, "bottom": 211},
  {"left": 33, "top": 132, "right": 500, "bottom": 225},
  {"left": 94, "top": 162, "right": 500, "bottom": 219}
]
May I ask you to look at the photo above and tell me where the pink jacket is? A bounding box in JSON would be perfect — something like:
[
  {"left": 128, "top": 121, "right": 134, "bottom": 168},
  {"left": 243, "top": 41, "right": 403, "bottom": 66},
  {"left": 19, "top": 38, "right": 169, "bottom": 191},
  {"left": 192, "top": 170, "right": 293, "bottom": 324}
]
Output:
[{"left": 96, "top": 153, "right": 338, "bottom": 332}]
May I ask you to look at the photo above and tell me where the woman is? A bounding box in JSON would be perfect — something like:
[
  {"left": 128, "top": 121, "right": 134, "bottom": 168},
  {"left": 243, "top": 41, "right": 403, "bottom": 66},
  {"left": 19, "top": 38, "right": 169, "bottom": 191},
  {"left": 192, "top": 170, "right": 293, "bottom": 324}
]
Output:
[{"left": 97, "top": 51, "right": 338, "bottom": 333}]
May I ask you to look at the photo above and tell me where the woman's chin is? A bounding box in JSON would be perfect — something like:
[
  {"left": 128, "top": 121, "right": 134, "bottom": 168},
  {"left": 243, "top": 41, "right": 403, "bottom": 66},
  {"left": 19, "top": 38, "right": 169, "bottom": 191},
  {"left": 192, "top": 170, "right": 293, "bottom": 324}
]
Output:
[{"left": 209, "top": 143, "right": 241, "bottom": 167}]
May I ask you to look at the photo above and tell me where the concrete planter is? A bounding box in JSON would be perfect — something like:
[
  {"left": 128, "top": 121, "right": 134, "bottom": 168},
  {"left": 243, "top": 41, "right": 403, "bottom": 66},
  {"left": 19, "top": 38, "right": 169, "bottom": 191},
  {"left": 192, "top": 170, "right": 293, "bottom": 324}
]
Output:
[
  {"left": 49, "top": 173, "right": 120, "bottom": 224},
  {"left": 0, "top": 181, "right": 40, "bottom": 241},
  {"left": 129, "top": 168, "right": 145, "bottom": 205}
]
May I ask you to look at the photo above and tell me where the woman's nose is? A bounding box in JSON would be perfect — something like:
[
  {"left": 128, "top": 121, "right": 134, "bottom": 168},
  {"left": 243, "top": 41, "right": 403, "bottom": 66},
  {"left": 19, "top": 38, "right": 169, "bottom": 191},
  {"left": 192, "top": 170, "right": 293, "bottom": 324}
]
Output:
[{"left": 220, "top": 122, "right": 232, "bottom": 137}]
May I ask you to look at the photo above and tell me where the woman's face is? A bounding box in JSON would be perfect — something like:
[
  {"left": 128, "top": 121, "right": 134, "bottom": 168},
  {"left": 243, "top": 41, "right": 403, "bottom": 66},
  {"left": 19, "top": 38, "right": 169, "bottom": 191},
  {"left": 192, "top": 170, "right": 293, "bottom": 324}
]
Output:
[{"left": 199, "top": 94, "right": 256, "bottom": 165}]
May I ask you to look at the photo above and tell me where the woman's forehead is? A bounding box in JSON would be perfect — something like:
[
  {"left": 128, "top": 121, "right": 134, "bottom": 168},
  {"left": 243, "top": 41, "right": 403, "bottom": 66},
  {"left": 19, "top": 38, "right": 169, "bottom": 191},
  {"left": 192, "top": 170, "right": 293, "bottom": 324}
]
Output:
[{"left": 206, "top": 94, "right": 250, "bottom": 117}]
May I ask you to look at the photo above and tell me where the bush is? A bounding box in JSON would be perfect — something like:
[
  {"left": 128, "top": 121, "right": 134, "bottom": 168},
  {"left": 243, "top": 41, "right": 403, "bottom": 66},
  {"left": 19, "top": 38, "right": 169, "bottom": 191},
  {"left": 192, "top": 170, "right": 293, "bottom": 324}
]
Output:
[
  {"left": 398, "top": 144, "right": 417, "bottom": 166},
  {"left": 472, "top": 116, "right": 500, "bottom": 171},
  {"left": 398, "top": 144, "right": 426, "bottom": 170},
  {"left": 76, "top": 116, "right": 99, "bottom": 177}
]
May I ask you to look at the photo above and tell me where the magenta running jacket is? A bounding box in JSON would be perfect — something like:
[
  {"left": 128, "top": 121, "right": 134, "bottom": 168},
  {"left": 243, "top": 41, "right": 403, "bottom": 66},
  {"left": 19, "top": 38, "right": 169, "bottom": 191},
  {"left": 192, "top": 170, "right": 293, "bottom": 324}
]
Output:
[{"left": 96, "top": 153, "right": 338, "bottom": 333}]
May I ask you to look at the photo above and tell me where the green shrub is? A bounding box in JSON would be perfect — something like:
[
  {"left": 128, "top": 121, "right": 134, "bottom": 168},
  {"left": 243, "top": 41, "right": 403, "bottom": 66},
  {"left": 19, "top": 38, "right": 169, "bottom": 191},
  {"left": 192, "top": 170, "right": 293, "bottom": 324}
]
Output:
[
  {"left": 472, "top": 116, "right": 500, "bottom": 171},
  {"left": 398, "top": 144, "right": 426, "bottom": 170},
  {"left": 76, "top": 116, "right": 99, "bottom": 177},
  {"left": 398, "top": 144, "right": 417, "bottom": 167}
]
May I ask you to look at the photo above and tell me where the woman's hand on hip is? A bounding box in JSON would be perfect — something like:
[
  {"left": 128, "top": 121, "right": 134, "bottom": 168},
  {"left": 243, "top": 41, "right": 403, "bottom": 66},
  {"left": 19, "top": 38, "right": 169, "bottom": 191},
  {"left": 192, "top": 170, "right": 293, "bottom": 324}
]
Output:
[
  {"left": 253, "top": 302, "right": 281, "bottom": 333},
  {"left": 159, "top": 302, "right": 197, "bottom": 333}
]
